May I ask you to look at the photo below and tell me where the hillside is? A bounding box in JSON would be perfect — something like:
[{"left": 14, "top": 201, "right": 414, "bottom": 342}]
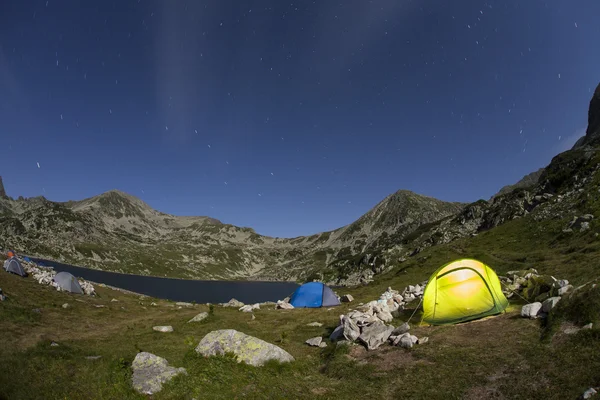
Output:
[{"left": 0, "top": 185, "right": 463, "bottom": 283}]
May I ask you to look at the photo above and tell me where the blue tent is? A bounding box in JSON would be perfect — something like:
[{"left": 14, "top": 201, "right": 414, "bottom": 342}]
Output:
[
  {"left": 23, "top": 256, "right": 31, "bottom": 262},
  {"left": 290, "top": 282, "right": 340, "bottom": 308}
]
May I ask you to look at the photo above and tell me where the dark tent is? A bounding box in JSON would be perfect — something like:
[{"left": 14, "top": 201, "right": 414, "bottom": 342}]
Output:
[
  {"left": 3, "top": 257, "right": 27, "bottom": 277},
  {"left": 53, "top": 271, "right": 83, "bottom": 294},
  {"left": 290, "top": 282, "right": 340, "bottom": 308}
]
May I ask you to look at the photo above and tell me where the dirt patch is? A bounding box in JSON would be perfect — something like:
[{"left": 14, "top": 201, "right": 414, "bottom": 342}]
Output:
[{"left": 348, "top": 344, "right": 433, "bottom": 371}]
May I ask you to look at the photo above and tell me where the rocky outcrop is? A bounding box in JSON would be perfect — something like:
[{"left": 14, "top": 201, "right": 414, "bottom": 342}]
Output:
[
  {"left": 575, "top": 82, "right": 600, "bottom": 148},
  {"left": 131, "top": 352, "right": 186, "bottom": 395},
  {"left": 0, "top": 176, "right": 7, "bottom": 199},
  {"left": 195, "top": 329, "right": 295, "bottom": 367}
]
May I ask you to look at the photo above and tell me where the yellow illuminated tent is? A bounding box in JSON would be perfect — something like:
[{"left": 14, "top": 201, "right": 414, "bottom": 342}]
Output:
[{"left": 422, "top": 259, "right": 509, "bottom": 325}]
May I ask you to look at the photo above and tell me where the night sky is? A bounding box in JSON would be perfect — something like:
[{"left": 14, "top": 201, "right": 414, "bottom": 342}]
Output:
[{"left": 1, "top": 1, "right": 599, "bottom": 238}]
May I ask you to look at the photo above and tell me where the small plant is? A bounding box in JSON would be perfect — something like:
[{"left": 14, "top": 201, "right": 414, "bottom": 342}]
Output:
[
  {"left": 184, "top": 335, "right": 195, "bottom": 347},
  {"left": 279, "top": 331, "right": 288, "bottom": 344},
  {"left": 209, "top": 304, "right": 215, "bottom": 316}
]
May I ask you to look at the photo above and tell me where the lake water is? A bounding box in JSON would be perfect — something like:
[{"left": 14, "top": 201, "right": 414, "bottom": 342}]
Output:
[{"left": 31, "top": 258, "right": 299, "bottom": 304}]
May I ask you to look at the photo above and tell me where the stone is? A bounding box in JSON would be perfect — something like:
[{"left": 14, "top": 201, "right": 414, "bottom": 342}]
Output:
[
  {"left": 251, "top": 314, "right": 255, "bottom": 320},
  {"left": 558, "top": 285, "right": 573, "bottom": 296},
  {"left": 239, "top": 303, "right": 260, "bottom": 313},
  {"left": 417, "top": 336, "right": 429, "bottom": 345},
  {"left": 583, "top": 387, "right": 597, "bottom": 399},
  {"left": 392, "top": 322, "right": 410, "bottom": 336},
  {"left": 94, "top": 305, "right": 106, "bottom": 308},
  {"left": 276, "top": 300, "right": 294, "bottom": 310},
  {"left": 564, "top": 327, "right": 580, "bottom": 335},
  {"left": 329, "top": 325, "right": 344, "bottom": 342},
  {"left": 176, "top": 302, "right": 194, "bottom": 307},
  {"left": 150, "top": 302, "right": 157, "bottom": 307},
  {"left": 342, "top": 316, "right": 361, "bottom": 342},
  {"left": 307, "top": 322, "right": 323, "bottom": 327},
  {"left": 111, "top": 298, "right": 119, "bottom": 302},
  {"left": 305, "top": 337, "right": 323, "bottom": 347},
  {"left": 583, "top": 323, "right": 594, "bottom": 330},
  {"left": 223, "top": 298, "right": 245, "bottom": 308},
  {"left": 341, "top": 294, "right": 354, "bottom": 303},
  {"left": 50, "top": 342, "right": 59, "bottom": 347},
  {"left": 153, "top": 326, "right": 174, "bottom": 333},
  {"left": 188, "top": 312, "right": 209, "bottom": 323},
  {"left": 318, "top": 342, "right": 327, "bottom": 348},
  {"left": 85, "top": 356, "right": 102, "bottom": 360},
  {"left": 410, "top": 335, "right": 418, "bottom": 345},
  {"left": 195, "top": 329, "right": 294, "bottom": 367},
  {"left": 521, "top": 302, "right": 543, "bottom": 319},
  {"left": 358, "top": 322, "right": 394, "bottom": 350},
  {"left": 398, "top": 333, "right": 414, "bottom": 349},
  {"left": 555, "top": 279, "right": 569, "bottom": 288},
  {"left": 376, "top": 310, "right": 394, "bottom": 323},
  {"left": 581, "top": 222, "right": 591, "bottom": 231},
  {"left": 131, "top": 352, "right": 187, "bottom": 395},
  {"left": 62, "top": 303, "right": 69, "bottom": 309},
  {"left": 542, "top": 297, "right": 561, "bottom": 313}
]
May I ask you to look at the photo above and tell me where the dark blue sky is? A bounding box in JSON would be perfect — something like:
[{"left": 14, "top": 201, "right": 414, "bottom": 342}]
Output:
[{"left": 1, "top": 1, "right": 599, "bottom": 238}]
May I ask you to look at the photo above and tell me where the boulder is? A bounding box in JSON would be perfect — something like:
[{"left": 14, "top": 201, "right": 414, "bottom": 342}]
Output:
[
  {"left": 318, "top": 342, "right": 327, "bottom": 348},
  {"left": 542, "top": 297, "right": 561, "bottom": 313},
  {"left": 111, "top": 298, "right": 119, "bottom": 302},
  {"left": 195, "top": 329, "right": 294, "bottom": 367},
  {"left": 153, "top": 326, "right": 174, "bottom": 333},
  {"left": 188, "top": 312, "right": 208, "bottom": 323},
  {"left": 239, "top": 303, "right": 260, "bottom": 312},
  {"left": 307, "top": 322, "right": 323, "bottom": 327},
  {"left": 418, "top": 336, "right": 429, "bottom": 345},
  {"left": 521, "top": 302, "right": 543, "bottom": 319},
  {"left": 50, "top": 342, "right": 59, "bottom": 347},
  {"left": 223, "top": 298, "right": 245, "bottom": 308},
  {"left": 329, "top": 325, "right": 344, "bottom": 342},
  {"left": 583, "top": 323, "right": 594, "bottom": 330},
  {"left": 305, "top": 337, "right": 323, "bottom": 347},
  {"left": 62, "top": 303, "right": 70, "bottom": 309},
  {"left": 392, "top": 322, "right": 410, "bottom": 336},
  {"left": 131, "top": 352, "right": 187, "bottom": 395},
  {"left": 358, "top": 322, "right": 394, "bottom": 350},
  {"left": 176, "top": 302, "right": 194, "bottom": 307},
  {"left": 341, "top": 294, "right": 354, "bottom": 303}
]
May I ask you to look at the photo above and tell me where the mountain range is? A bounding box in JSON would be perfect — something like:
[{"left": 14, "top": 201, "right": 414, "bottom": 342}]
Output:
[{"left": 1, "top": 82, "right": 599, "bottom": 285}]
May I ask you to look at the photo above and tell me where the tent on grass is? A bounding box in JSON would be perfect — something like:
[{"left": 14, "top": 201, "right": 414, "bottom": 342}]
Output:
[
  {"left": 290, "top": 282, "right": 340, "bottom": 308},
  {"left": 422, "top": 258, "right": 508, "bottom": 325},
  {"left": 53, "top": 271, "right": 83, "bottom": 294},
  {"left": 3, "top": 257, "right": 27, "bottom": 277}
]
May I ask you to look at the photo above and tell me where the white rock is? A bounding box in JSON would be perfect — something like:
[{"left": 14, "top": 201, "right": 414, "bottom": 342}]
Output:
[
  {"left": 50, "top": 341, "right": 59, "bottom": 347},
  {"left": 521, "top": 302, "right": 542, "bottom": 319},
  {"left": 558, "top": 285, "right": 573, "bottom": 296},
  {"left": 188, "top": 312, "right": 209, "bottom": 323},
  {"left": 131, "top": 352, "right": 187, "bottom": 395},
  {"left": 583, "top": 323, "right": 593, "bottom": 330},
  {"left": 307, "top": 322, "right": 323, "bottom": 327},
  {"left": 318, "top": 342, "right": 327, "bottom": 348},
  {"left": 418, "top": 336, "right": 429, "bottom": 344},
  {"left": 176, "top": 302, "right": 194, "bottom": 307},
  {"left": 410, "top": 335, "right": 418, "bottom": 345},
  {"left": 376, "top": 310, "right": 394, "bottom": 323},
  {"left": 341, "top": 294, "right": 354, "bottom": 303},
  {"left": 276, "top": 300, "right": 294, "bottom": 310},
  {"left": 398, "top": 333, "right": 413, "bottom": 349},
  {"left": 541, "top": 297, "right": 561, "bottom": 313},
  {"left": 358, "top": 322, "right": 394, "bottom": 350},
  {"left": 305, "top": 337, "right": 323, "bottom": 347},
  {"left": 153, "top": 326, "right": 173, "bottom": 333},
  {"left": 111, "top": 298, "right": 119, "bottom": 302},
  {"left": 583, "top": 387, "right": 597, "bottom": 399},
  {"left": 62, "top": 303, "right": 69, "bottom": 309}
]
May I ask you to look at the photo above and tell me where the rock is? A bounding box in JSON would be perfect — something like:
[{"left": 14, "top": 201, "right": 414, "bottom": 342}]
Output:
[
  {"left": 195, "top": 329, "right": 294, "bottom": 367},
  {"left": 305, "top": 337, "right": 323, "bottom": 347},
  {"left": 410, "top": 335, "right": 418, "bottom": 345},
  {"left": 131, "top": 352, "right": 187, "bottom": 395},
  {"left": 251, "top": 314, "right": 255, "bottom": 320},
  {"left": 583, "top": 323, "right": 593, "bottom": 330},
  {"left": 542, "top": 297, "right": 561, "bottom": 313},
  {"left": 376, "top": 310, "right": 394, "bottom": 323},
  {"left": 276, "top": 300, "right": 294, "bottom": 310},
  {"left": 85, "top": 356, "right": 102, "bottom": 360},
  {"left": 176, "top": 302, "right": 194, "bottom": 307},
  {"left": 318, "top": 342, "right": 327, "bottom": 348},
  {"left": 392, "top": 322, "right": 410, "bottom": 336},
  {"left": 62, "top": 303, "right": 69, "bottom": 309},
  {"left": 558, "top": 285, "right": 573, "bottom": 296},
  {"left": 307, "top": 322, "right": 323, "bottom": 327},
  {"left": 521, "top": 302, "right": 543, "bottom": 319},
  {"left": 0, "top": 294, "right": 6, "bottom": 301},
  {"left": 418, "top": 336, "right": 429, "bottom": 345},
  {"left": 50, "top": 342, "right": 59, "bottom": 347},
  {"left": 223, "top": 298, "right": 245, "bottom": 308},
  {"left": 329, "top": 325, "right": 344, "bottom": 342},
  {"left": 111, "top": 298, "right": 119, "bottom": 302},
  {"left": 564, "top": 327, "right": 580, "bottom": 335},
  {"left": 583, "top": 387, "right": 598, "bottom": 399},
  {"left": 398, "top": 333, "right": 414, "bottom": 349},
  {"left": 153, "top": 326, "right": 174, "bottom": 333},
  {"left": 358, "top": 322, "right": 394, "bottom": 350},
  {"left": 188, "top": 312, "right": 209, "bottom": 323},
  {"left": 581, "top": 214, "right": 595, "bottom": 221},
  {"left": 94, "top": 305, "right": 106, "bottom": 308},
  {"left": 555, "top": 279, "right": 569, "bottom": 288},
  {"left": 342, "top": 316, "right": 361, "bottom": 342},
  {"left": 32, "top": 308, "right": 41, "bottom": 313},
  {"left": 150, "top": 302, "right": 157, "bottom": 306},
  {"left": 239, "top": 303, "right": 260, "bottom": 313},
  {"left": 341, "top": 294, "right": 354, "bottom": 303}
]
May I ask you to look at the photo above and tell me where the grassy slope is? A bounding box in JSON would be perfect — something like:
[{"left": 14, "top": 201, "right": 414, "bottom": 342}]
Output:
[{"left": 2, "top": 196, "right": 600, "bottom": 400}]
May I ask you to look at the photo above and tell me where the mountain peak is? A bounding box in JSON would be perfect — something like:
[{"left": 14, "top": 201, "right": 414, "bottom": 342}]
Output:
[
  {"left": 0, "top": 176, "right": 7, "bottom": 198},
  {"left": 574, "top": 82, "right": 600, "bottom": 148}
]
